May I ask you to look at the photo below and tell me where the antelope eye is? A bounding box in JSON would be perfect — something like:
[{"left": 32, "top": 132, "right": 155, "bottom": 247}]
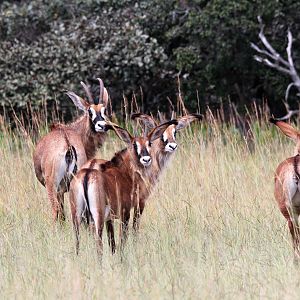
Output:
[
  {"left": 148, "top": 141, "right": 152, "bottom": 147},
  {"left": 161, "top": 135, "right": 167, "bottom": 143}
]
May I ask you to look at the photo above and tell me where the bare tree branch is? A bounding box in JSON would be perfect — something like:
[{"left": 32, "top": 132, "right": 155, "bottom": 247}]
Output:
[
  {"left": 251, "top": 16, "right": 300, "bottom": 120},
  {"left": 285, "top": 82, "right": 296, "bottom": 101},
  {"left": 274, "top": 102, "right": 299, "bottom": 120}
]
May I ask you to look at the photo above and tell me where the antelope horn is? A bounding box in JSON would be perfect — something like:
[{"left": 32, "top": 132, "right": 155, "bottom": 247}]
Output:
[
  {"left": 158, "top": 111, "right": 166, "bottom": 123},
  {"left": 97, "top": 78, "right": 104, "bottom": 105},
  {"left": 80, "top": 81, "right": 93, "bottom": 104},
  {"left": 274, "top": 110, "right": 299, "bottom": 121}
]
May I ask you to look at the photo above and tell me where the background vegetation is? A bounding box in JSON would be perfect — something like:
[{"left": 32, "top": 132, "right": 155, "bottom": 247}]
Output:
[
  {"left": 1, "top": 0, "right": 300, "bottom": 119},
  {"left": 2, "top": 2, "right": 300, "bottom": 298},
  {"left": 0, "top": 111, "right": 298, "bottom": 299}
]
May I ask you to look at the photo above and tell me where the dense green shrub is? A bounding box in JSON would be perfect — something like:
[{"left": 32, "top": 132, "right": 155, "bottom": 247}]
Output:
[{"left": 1, "top": 0, "right": 300, "bottom": 118}]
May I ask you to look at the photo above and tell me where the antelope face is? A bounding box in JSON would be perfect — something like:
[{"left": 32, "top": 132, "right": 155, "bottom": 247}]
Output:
[
  {"left": 162, "top": 124, "right": 178, "bottom": 153},
  {"left": 107, "top": 120, "right": 178, "bottom": 168},
  {"left": 133, "top": 137, "right": 152, "bottom": 167},
  {"left": 88, "top": 104, "right": 108, "bottom": 132},
  {"left": 66, "top": 78, "right": 110, "bottom": 133}
]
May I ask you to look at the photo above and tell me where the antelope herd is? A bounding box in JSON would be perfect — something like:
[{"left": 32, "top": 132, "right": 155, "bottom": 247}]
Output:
[
  {"left": 33, "top": 78, "right": 201, "bottom": 255},
  {"left": 32, "top": 76, "right": 300, "bottom": 260},
  {"left": 19, "top": 16, "right": 300, "bottom": 262},
  {"left": 29, "top": 14, "right": 300, "bottom": 262}
]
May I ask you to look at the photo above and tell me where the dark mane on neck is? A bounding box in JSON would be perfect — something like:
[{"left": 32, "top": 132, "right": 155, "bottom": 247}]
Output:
[
  {"left": 50, "top": 114, "right": 87, "bottom": 132},
  {"left": 50, "top": 122, "right": 63, "bottom": 131},
  {"left": 101, "top": 148, "right": 128, "bottom": 171}
]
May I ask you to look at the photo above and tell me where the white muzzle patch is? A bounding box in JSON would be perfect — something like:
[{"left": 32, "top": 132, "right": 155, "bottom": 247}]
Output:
[
  {"left": 165, "top": 142, "right": 178, "bottom": 152},
  {"left": 95, "top": 120, "right": 106, "bottom": 132},
  {"left": 140, "top": 155, "right": 152, "bottom": 166}
]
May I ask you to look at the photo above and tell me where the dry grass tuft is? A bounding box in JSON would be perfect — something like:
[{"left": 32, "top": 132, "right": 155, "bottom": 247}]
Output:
[{"left": 0, "top": 116, "right": 298, "bottom": 299}]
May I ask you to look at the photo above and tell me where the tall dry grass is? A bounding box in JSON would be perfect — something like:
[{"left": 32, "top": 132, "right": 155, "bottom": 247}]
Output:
[{"left": 0, "top": 110, "right": 299, "bottom": 299}]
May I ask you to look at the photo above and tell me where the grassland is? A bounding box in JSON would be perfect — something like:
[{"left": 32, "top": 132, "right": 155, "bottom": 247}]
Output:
[{"left": 0, "top": 117, "right": 299, "bottom": 299}]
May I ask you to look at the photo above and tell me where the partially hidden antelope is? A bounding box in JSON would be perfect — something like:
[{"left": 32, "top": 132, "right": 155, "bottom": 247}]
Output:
[
  {"left": 33, "top": 78, "right": 110, "bottom": 222},
  {"left": 80, "top": 113, "right": 201, "bottom": 238},
  {"left": 270, "top": 118, "right": 300, "bottom": 259},
  {"left": 69, "top": 120, "right": 177, "bottom": 254},
  {"left": 131, "top": 113, "right": 202, "bottom": 183}
]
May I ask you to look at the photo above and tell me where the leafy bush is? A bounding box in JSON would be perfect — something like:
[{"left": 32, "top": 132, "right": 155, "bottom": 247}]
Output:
[{"left": 1, "top": 0, "right": 300, "bottom": 118}]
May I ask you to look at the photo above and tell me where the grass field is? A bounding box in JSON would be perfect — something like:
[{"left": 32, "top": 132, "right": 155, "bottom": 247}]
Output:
[{"left": 0, "top": 117, "right": 299, "bottom": 299}]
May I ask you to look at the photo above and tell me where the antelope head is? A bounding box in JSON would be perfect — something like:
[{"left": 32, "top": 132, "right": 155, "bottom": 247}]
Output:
[
  {"left": 107, "top": 120, "right": 178, "bottom": 167},
  {"left": 131, "top": 113, "right": 202, "bottom": 153},
  {"left": 66, "top": 78, "right": 109, "bottom": 133}
]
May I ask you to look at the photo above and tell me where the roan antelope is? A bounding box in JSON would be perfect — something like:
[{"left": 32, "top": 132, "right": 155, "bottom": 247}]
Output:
[
  {"left": 270, "top": 118, "right": 300, "bottom": 259},
  {"left": 131, "top": 113, "right": 202, "bottom": 183},
  {"left": 80, "top": 113, "right": 201, "bottom": 238},
  {"left": 33, "top": 78, "right": 110, "bottom": 222},
  {"left": 69, "top": 120, "right": 177, "bottom": 254}
]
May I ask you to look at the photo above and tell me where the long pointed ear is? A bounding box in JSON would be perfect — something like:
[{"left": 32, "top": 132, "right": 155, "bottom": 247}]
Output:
[
  {"left": 269, "top": 118, "right": 300, "bottom": 141},
  {"left": 148, "top": 120, "right": 178, "bottom": 142},
  {"left": 131, "top": 113, "right": 157, "bottom": 131},
  {"left": 106, "top": 124, "right": 133, "bottom": 144},
  {"left": 176, "top": 114, "right": 202, "bottom": 130},
  {"left": 65, "top": 91, "right": 89, "bottom": 111}
]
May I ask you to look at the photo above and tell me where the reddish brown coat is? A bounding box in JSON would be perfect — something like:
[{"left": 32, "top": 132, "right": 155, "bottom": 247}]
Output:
[
  {"left": 271, "top": 118, "right": 300, "bottom": 259},
  {"left": 33, "top": 79, "right": 110, "bottom": 222},
  {"left": 69, "top": 121, "right": 176, "bottom": 254}
]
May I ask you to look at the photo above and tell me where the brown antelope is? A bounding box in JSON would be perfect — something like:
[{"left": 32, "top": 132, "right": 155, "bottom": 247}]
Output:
[
  {"left": 81, "top": 113, "right": 201, "bottom": 236},
  {"left": 253, "top": 19, "right": 300, "bottom": 258},
  {"left": 33, "top": 78, "right": 110, "bottom": 223},
  {"left": 131, "top": 113, "right": 202, "bottom": 183},
  {"left": 69, "top": 120, "right": 177, "bottom": 254},
  {"left": 270, "top": 118, "right": 300, "bottom": 259}
]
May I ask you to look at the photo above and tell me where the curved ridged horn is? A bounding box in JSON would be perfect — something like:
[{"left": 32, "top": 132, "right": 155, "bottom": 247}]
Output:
[
  {"left": 97, "top": 78, "right": 104, "bottom": 105},
  {"left": 131, "top": 113, "right": 158, "bottom": 136},
  {"left": 131, "top": 113, "right": 157, "bottom": 128},
  {"left": 80, "top": 81, "right": 93, "bottom": 104},
  {"left": 158, "top": 111, "right": 167, "bottom": 123}
]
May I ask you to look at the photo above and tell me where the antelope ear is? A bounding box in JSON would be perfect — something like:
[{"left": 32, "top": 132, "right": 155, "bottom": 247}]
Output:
[
  {"left": 131, "top": 113, "right": 157, "bottom": 130},
  {"left": 269, "top": 118, "right": 300, "bottom": 141},
  {"left": 148, "top": 120, "right": 178, "bottom": 142},
  {"left": 65, "top": 91, "right": 89, "bottom": 111},
  {"left": 106, "top": 124, "right": 133, "bottom": 144},
  {"left": 176, "top": 114, "right": 202, "bottom": 130}
]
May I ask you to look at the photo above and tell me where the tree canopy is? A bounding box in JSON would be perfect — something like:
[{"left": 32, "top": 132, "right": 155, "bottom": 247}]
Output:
[{"left": 1, "top": 0, "right": 300, "bottom": 118}]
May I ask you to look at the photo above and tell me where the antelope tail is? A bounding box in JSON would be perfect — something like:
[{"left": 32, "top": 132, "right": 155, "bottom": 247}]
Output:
[
  {"left": 65, "top": 145, "right": 78, "bottom": 175},
  {"left": 83, "top": 171, "right": 92, "bottom": 225}
]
